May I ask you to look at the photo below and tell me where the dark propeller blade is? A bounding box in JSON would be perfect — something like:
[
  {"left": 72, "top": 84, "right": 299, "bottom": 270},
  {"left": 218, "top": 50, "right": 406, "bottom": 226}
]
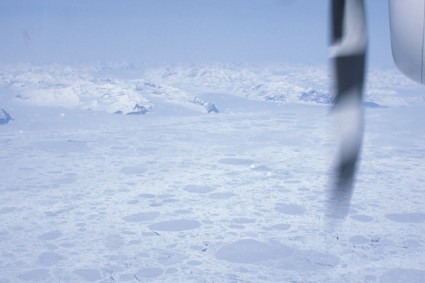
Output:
[{"left": 328, "top": 0, "right": 367, "bottom": 218}]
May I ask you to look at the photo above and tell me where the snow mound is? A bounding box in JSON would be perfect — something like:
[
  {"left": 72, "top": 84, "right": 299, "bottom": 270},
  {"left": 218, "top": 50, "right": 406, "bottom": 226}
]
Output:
[{"left": 5, "top": 65, "right": 150, "bottom": 114}]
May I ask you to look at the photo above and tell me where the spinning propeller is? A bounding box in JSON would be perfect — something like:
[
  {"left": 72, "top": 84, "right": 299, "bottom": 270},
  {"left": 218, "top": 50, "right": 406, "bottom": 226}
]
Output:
[{"left": 328, "top": 0, "right": 424, "bottom": 218}]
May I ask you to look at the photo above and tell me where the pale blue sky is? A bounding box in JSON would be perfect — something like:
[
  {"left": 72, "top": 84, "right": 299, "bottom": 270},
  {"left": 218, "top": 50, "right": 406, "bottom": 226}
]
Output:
[{"left": 0, "top": 0, "right": 392, "bottom": 66}]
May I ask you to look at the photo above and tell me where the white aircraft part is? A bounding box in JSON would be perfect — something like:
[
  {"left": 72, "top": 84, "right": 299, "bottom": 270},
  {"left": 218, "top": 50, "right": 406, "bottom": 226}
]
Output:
[{"left": 389, "top": 0, "right": 425, "bottom": 84}]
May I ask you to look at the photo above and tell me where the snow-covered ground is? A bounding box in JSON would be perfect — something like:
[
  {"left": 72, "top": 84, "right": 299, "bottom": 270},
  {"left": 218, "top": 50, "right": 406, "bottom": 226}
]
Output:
[{"left": 1, "top": 64, "right": 425, "bottom": 282}]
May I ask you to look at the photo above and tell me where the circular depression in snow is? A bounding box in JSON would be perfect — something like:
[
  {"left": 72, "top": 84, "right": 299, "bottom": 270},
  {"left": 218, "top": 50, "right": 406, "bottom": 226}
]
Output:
[
  {"left": 37, "top": 252, "right": 66, "bottom": 267},
  {"left": 350, "top": 214, "right": 374, "bottom": 222},
  {"left": 18, "top": 269, "right": 50, "bottom": 281},
  {"left": 218, "top": 158, "right": 254, "bottom": 166},
  {"left": 135, "top": 267, "right": 163, "bottom": 279},
  {"left": 149, "top": 219, "right": 201, "bottom": 231},
  {"left": 266, "top": 223, "right": 291, "bottom": 231},
  {"left": 385, "top": 213, "right": 425, "bottom": 223},
  {"left": 32, "top": 140, "right": 89, "bottom": 153},
  {"left": 38, "top": 230, "right": 63, "bottom": 241},
  {"left": 380, "top": 268, "right": 425, "bottom": 282},
  {"left": 209, "top": 192, "right": 236, "bottom": 199},
  {"left": 231, "top": 218, "right": 256, "bottom": 224},
  {"left": 349, "top": 235, "right": 370, "bottom": 245},
  {"left": 120, "top": 166, "right": 147, "bottom": 175},
  {"left": 275, "top": 203, "right": 306, "bottom": 215},
  {"left": 183, "top": 185, "right": 216, "bottom": 194},
  {"left": 73, "top": 268, "right": 102, "bottom": 281},
  {"left": 215, "top": 239, "right": 291, "bottom": 264},
  {"left": 122, "top": 212, "right": 160, "bottom": 222}
]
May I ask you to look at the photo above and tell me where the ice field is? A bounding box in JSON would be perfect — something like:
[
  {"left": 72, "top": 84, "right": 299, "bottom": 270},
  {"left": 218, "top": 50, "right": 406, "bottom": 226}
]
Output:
[{"left": 1, "top": 64, "right": 425, "bottom": 282}]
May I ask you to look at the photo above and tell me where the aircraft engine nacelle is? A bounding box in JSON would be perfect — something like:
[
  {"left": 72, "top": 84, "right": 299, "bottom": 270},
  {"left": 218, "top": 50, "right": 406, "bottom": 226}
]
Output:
[{"left": 389, "top": 0, "right": 425, "bottom": 84}]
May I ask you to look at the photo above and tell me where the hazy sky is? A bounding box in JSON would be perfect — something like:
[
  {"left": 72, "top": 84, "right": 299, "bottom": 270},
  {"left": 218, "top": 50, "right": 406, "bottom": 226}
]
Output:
[{"left": 0, "top": 0, "right": 392, "bottom": 66}]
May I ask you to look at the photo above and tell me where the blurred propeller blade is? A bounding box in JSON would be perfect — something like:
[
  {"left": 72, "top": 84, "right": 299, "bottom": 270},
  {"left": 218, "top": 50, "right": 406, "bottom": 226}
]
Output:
[{"left": 328, "top": 0, "right": 367, "bottom": 218}]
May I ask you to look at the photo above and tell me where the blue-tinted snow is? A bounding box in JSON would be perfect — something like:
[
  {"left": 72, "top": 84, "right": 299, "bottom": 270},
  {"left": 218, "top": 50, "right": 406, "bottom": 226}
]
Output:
[{"left": 0, "top": 65, "right": 424, "bottom": 282}]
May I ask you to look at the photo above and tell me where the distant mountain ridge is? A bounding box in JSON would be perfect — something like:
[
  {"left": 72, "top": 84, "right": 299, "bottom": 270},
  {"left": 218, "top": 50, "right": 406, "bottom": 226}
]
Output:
[{"left": 0, "top": 63, "right": 420, "bottom": 114}]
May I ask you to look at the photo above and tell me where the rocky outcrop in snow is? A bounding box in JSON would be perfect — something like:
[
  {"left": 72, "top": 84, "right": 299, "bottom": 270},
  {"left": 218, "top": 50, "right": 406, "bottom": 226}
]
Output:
[
  {"left": 191, "top": 97, "right": 219, "bottom": 113},
  {"left": 299, "top": 88, "right": 333, "bottom": 105},
  {"left": 363, "top": 101, "right": 384, "bottom": 108},
  {"left": 299, "top": 88, "right": 385, "bottom": 107},
  {"left": 127, "top": 104, "right": 152, "bottom": 115},
  {"left": 0, "top": 109, "right": 12, "bottom": 124},
  {"left": 264, "top": 94, "right": 286, "bottom": 103}
]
